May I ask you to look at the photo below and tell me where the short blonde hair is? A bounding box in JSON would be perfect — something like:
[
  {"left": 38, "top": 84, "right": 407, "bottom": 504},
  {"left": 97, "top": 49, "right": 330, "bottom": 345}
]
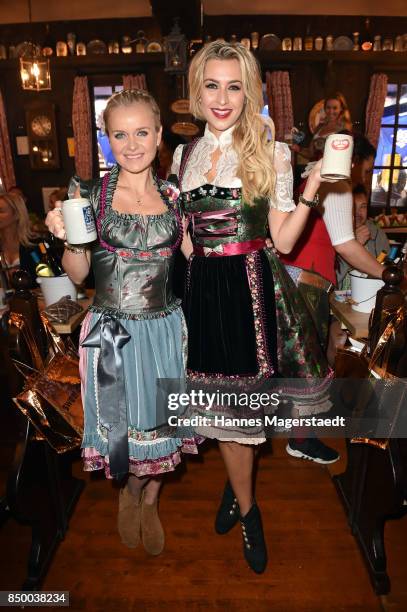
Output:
[
  {"left": 189, "top": 41, "right": 275, "bottom": 204},
  {"left": 0, "top": 193, "right": 35, "bottom": 246},
  {"left": 103, "top": 89, "right": 161, "bottom": 135}
]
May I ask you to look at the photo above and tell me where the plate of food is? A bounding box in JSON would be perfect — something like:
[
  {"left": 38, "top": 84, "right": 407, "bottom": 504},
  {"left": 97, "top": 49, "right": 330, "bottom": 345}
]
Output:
[{"left": 374, "top": 212, "right": 407, "bottom": 228}]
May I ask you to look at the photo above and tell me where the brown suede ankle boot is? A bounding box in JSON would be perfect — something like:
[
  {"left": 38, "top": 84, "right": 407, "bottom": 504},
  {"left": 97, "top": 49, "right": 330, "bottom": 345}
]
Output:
[
  {"left": 141, "top": 497, "right": 165, "bottom": 556},
  {"left": 117, "top": 485, "right": 143, "bottom": 548}
]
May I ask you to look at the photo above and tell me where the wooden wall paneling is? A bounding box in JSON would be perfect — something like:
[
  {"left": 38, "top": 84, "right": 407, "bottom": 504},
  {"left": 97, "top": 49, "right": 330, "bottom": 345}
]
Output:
[
  {"left": 0, "top": 18, "right": 159, "bottom": 48},
  {"left": 203, "top": 14, "right": 407, "bottom": 41},
  {"left": 204, "top": 0, "right": 407, "bottom": 17}
]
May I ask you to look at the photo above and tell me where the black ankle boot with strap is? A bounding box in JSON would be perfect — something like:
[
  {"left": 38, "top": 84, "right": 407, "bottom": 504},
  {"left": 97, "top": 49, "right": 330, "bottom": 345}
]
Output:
[
  {"left": 240, "top": 503, "right": 268, "bottom": 574},
  {"left": 215, "top": 480, "right": 239, "bottom": 534}
]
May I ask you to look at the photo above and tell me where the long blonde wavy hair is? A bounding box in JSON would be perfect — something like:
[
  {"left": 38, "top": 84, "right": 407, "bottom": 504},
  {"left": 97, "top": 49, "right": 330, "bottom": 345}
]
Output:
[
  {"left": 324, "top": 92, "right": 352, "bottom": 131},
  {"left": 189, "top": 41, "right": 275, "bottom": 204},
  {"left": 0, "top": 193, "right": 35, "bottom": 246}
]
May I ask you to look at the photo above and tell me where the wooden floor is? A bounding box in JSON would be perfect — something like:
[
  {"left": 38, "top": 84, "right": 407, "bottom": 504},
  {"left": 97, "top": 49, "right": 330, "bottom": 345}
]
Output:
[{"left": 1, "top": 438, "right": 407, "bottom": 612}]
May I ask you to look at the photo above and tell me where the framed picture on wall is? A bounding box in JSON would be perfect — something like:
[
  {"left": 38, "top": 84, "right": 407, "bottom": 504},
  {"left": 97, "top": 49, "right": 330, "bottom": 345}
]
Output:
[{"left": 16, "top": 136, "right": 29, "bottom": 155}]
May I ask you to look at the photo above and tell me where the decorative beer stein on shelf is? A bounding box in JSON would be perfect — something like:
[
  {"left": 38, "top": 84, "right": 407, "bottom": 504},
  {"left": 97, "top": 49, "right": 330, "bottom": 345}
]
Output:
[
  {"left": 282, "top": 38, "right": 292, "bottom": 51},
  {"left": 67, "top": 33, "right": 76, "bottom": 55},
  {"left": 314, "top": 36, "right": 323, "bottom": 51}
]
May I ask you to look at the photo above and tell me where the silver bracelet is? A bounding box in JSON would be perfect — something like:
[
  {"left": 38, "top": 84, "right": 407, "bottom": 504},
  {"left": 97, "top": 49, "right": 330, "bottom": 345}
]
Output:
[{"left": 64, "top": 242, "right": 87, "bottom": 254}]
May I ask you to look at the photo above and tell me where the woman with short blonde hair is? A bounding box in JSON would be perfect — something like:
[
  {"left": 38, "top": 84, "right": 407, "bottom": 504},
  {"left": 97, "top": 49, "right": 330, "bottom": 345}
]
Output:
[{"left": 45, "top": 89, "right": 200, "bottom": 556}]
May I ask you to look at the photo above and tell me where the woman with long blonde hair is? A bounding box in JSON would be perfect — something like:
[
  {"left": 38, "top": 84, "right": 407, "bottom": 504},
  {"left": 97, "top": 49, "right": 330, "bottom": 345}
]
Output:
[
  {"left": 172, "top": 41, "right": 341, "bottom": 573},
  {"left": 0, "top": 192, "right": 37, "bottom": 285},
  {"left": 311, "top": 91, "right": 352, "bottom": 157}
]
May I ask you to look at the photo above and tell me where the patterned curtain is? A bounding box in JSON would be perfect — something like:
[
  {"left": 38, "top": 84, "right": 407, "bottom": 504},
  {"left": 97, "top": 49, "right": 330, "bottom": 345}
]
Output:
[
  {"left": 365, "top": 73, "right": 388, "bottom": 149},
  {"left": 266, "top": 71, "right": 294, "bottom": 143},
  {"left": 72, "top": 76, "right": 93, "bottom": 180},
  {"left": 0, "top": 90, "right": 16, "bottom": 191},
  {"left": 122, "top": 74, "right": 147, "bottom": 90}
]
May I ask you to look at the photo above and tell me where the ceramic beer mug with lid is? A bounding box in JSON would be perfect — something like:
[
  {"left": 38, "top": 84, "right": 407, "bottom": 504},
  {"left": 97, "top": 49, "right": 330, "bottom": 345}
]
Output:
[
  {"left": 62, "top": 198, "right": 97, "bottom": 245},
  {"left": 320, "top": 134, "right": 354, "bottom": 180}
]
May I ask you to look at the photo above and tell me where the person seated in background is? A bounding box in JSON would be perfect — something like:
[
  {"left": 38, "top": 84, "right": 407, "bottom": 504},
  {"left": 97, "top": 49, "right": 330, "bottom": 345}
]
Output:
[
  {"left": 0, "top": 192, "right": 39, "bottom": 287},
  {"left": 8, "top": 184, "right": 49, "bottom": 237},
  {"left": 336, "top": 184, "right": 390, "bottom": 290},
  {"left": 310, "top": 92, "right": 352, "bottom": 159},
  {"left": 280, "top": 135, "right": 384, "bottom": 463}
]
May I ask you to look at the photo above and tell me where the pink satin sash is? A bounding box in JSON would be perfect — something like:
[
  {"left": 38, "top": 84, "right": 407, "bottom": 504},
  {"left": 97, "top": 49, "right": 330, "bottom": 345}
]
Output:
[{"left": 193, "top": 238, "right": 266, "bottom": 257}]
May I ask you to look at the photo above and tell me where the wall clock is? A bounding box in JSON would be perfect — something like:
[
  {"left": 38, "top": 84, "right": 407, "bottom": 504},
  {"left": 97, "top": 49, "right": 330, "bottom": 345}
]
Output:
[{"left": 25, "top": 104, "right": 60, "bottom": 170}]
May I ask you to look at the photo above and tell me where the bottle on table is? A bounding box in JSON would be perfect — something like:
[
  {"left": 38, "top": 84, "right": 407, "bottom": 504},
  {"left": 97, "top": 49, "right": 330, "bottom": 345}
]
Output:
[
  {"left": 40, "top": 241, "right": 64, "bottom": 276},
  {"left": 30, "top": 250, "right": 54, "bottom": 277}
]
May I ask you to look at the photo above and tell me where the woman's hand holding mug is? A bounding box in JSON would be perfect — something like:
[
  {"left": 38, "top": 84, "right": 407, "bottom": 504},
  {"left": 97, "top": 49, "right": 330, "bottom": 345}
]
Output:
[
  {"left": 45, "top": 201, "right": 66, "bottom": 240},
  {"left": 46, "top": 198, "right": 97, "bottom": 245}
]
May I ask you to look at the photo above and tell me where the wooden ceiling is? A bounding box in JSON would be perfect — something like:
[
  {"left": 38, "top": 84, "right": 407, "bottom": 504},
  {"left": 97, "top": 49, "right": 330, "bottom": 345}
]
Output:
[
  {"left": 0, "top": 0, "right": 406, "bottom": 24},
  {"left": 204, "top": 0, "right": 407, "bottom": 16}
]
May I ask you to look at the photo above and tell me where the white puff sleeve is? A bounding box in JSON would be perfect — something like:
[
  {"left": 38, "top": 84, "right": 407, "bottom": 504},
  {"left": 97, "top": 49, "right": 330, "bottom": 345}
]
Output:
[
  {"left": 269, "top": 141, "right": 296, "bottom": 212},
  {"left": 170, "top": 144, "right": 183, "bottom": 177},
  {"left": 318, "top": 181, "right": 355, "bottom": 246}
]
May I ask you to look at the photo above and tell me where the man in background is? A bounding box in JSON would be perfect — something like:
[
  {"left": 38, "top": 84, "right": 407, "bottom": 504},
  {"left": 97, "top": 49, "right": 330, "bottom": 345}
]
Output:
[{"left": 337, "top": 183, "right": 390, "bottom": 290}]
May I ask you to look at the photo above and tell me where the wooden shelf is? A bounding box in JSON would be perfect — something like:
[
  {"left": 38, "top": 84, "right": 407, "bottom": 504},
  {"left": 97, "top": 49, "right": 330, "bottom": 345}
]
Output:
[
  {"left": 257, "top": 50, "right": 407, "bottom": 67},
  {"left": 0, "top": 53, "right": 165, "bottom": 72}
]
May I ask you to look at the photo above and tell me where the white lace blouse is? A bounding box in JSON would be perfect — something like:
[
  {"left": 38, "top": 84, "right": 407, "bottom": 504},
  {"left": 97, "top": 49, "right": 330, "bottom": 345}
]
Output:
[{"left": 171, "top": 124, "right": 296, "bottom": 212}]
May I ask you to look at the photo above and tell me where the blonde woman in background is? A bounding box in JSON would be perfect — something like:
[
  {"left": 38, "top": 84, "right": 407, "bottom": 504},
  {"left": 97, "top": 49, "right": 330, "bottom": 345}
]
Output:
[
  {"left": 0, "top": 192, "right": 38, "bottom": 286},
  {"left": 171, "top": 41, "right": 341, "bottom": 574},
  {"left": 310, "top": 92, "right": 352, "bottom": 158}
]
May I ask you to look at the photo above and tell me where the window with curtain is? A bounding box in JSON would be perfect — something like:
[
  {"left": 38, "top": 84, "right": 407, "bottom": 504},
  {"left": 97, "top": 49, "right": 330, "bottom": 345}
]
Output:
[
  {"left": 371, "top": 82, "right": 407, "bottom": 210},
  {"left": 93, "top": 85, "right": 123, "bottom": 176}
]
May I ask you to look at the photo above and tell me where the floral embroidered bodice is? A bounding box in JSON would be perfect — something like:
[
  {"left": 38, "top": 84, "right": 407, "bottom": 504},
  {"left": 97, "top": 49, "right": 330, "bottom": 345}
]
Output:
[{"left": 171, "top": 124, "right": 296, "bottom": 213}]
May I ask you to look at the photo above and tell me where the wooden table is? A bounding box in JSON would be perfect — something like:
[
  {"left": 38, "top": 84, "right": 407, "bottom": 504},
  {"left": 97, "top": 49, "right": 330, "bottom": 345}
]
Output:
[{"left": 329, "top": 293, "right": 370, "bottom": 339}]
